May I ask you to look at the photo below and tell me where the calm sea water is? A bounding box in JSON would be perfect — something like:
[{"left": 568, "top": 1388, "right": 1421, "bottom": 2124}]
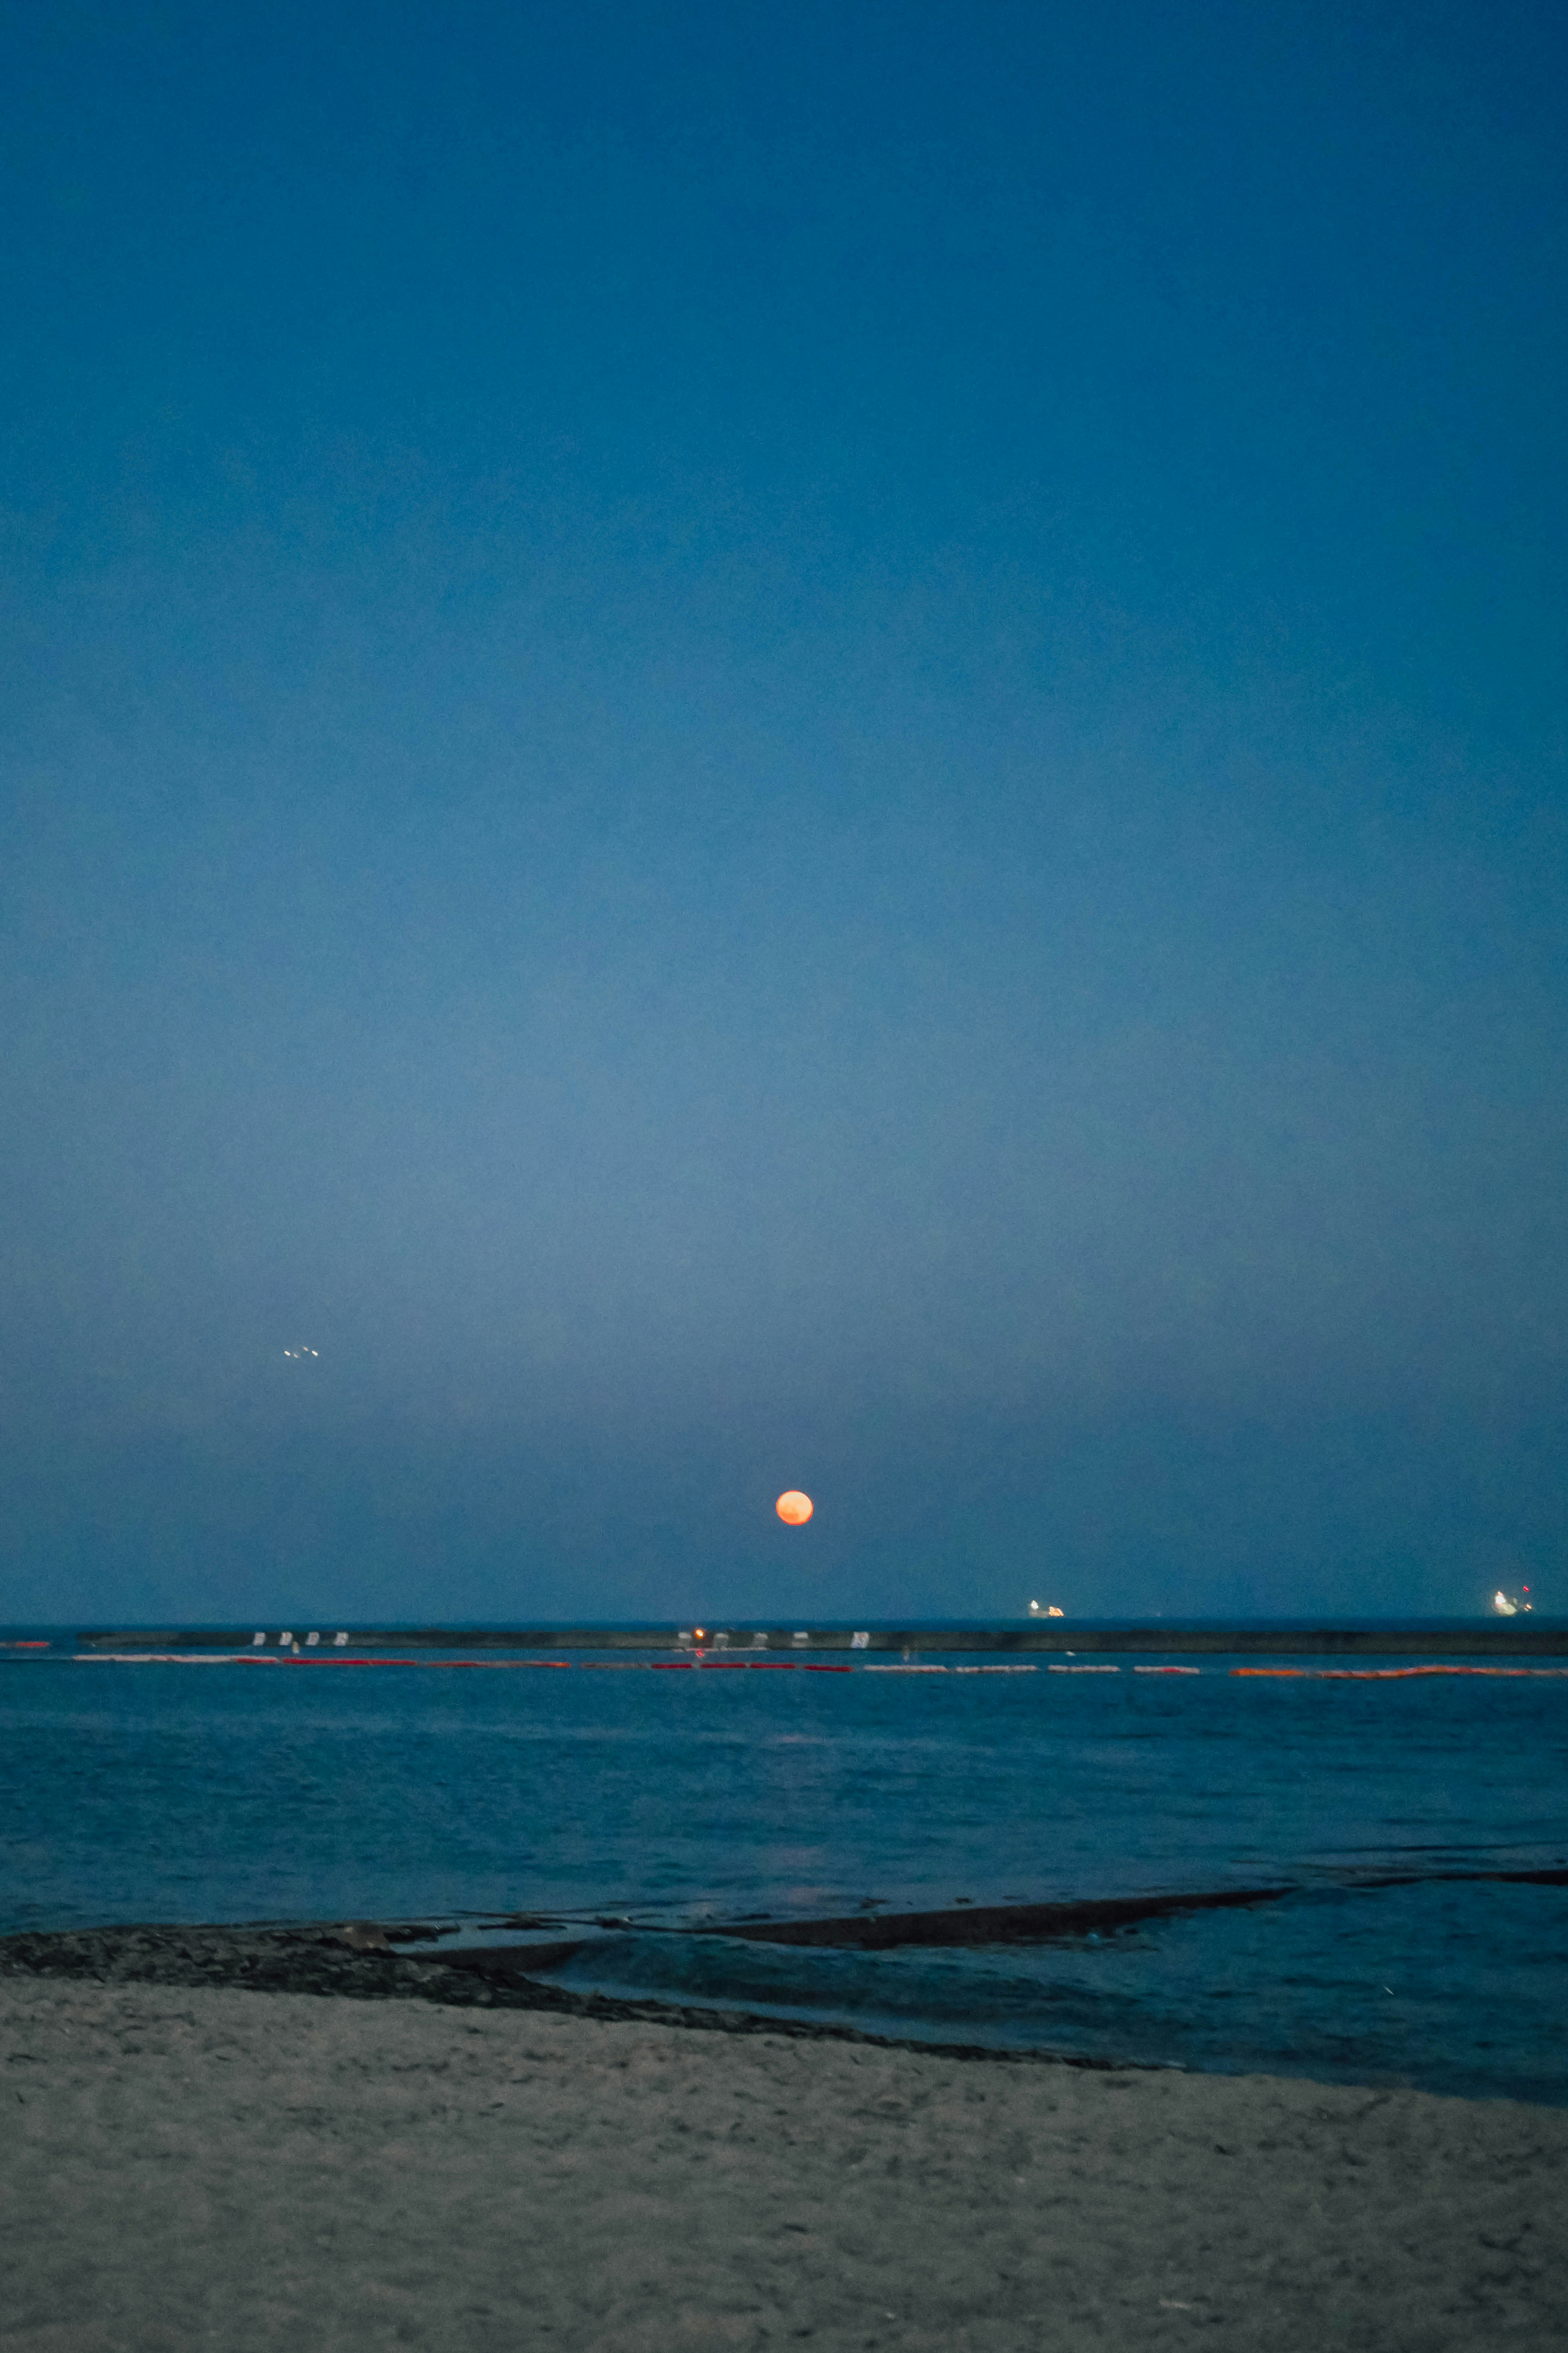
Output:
[{"left": 3, "top": 1629, "right": 1566, "bottom": 2104}]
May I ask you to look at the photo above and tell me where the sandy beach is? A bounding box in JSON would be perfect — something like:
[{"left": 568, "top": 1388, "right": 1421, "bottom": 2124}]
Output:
[{"left": 3, "top": 1970, "right": 1565, "bottom": 2353}]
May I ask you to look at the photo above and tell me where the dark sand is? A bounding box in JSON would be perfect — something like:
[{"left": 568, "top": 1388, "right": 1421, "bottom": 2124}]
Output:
[{"left": 2, "top": 1930, "right": 1565, "bottom": 2351}]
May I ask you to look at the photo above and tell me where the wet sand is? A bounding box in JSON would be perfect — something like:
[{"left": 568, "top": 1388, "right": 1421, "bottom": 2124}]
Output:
[{"left": 2, "top": 1970, "right": 1565, "bottom": 2351}]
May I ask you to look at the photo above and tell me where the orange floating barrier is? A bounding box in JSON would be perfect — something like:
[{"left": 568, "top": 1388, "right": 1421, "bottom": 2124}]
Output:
[{"left": 1233, "top": 1664, "right": 1564, "bottom": 1680}]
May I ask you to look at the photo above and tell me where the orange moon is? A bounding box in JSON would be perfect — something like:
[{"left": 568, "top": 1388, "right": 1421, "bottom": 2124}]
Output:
[{"left": 775, "top": 1490, "right": 813, "bottom": 1525}]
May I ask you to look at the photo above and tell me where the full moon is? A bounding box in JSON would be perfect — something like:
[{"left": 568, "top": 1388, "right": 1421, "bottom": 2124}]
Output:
[{"left": 775, "top": 1490, "right": 813, "bottom": 1525}]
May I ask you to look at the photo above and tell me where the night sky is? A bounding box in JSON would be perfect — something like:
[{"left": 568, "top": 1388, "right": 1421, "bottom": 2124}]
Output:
[{"left": 3, "top": 0, "right": 1564, "bottom": 1624}]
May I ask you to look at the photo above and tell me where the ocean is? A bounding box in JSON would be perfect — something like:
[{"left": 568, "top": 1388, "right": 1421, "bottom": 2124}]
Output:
[{"left": 3, "top": 1628, "right": 1565, "bottom": 2104}]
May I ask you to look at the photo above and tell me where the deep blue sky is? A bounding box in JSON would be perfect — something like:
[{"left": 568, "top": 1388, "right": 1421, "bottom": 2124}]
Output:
[{"left": 2, "top": 0, "right": 1564, "bottom": 1623}]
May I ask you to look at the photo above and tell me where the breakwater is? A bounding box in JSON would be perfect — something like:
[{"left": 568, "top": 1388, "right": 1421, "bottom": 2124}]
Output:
[{"left": 71, "top": 1621, "right": 1568, "bottom": 1656}]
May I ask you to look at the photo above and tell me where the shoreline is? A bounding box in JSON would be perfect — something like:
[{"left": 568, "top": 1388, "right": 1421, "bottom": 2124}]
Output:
[
  {"left": 0, "top": 1919, "right": 1140, "bottom": 2070},
  {"left": 9, "top": 1886, "right": 1568, "bottom": 2070}
]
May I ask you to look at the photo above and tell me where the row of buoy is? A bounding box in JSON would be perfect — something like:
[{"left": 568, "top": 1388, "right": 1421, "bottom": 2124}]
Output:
[{"left": 67, "top": 1653, "right": 1568, "bottom": 1677}]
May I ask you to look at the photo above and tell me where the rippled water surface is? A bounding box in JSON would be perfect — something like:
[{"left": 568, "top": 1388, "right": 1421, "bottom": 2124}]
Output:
[{"left": 3, "top": 1634, "right": 1565, "bottom": 2101}]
